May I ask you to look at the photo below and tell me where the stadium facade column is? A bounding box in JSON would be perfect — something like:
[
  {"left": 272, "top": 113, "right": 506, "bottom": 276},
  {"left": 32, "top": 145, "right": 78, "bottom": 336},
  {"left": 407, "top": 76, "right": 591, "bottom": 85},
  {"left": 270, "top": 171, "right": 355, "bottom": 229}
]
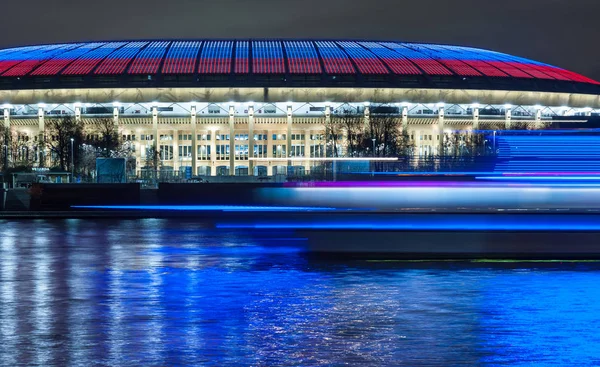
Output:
[
  {"left": 363, "top": 105, "right": 370, "bottom": 132},
  {"left": 325, "top": 104, "right": 331, "bottom": 158},
  {"left": 248, "top": 105, "right": 255, "bottom": 176},
  {"left": 535, "top": 107, "right": 542, "bottom": 128},
  {"left": 173, "top": 129, "right": 179, "bottom": 171},
  {"left": 210, "top": 127, "right": 217, "bottom": 177},
  {"left": 472, "top": 107, "right": 480, "bottom": 130},
  {"left": 266, "top": 128, "right": 273, "bottom": 176},
  {"left": 401, "top": 106, "right": 408, "bottom": 133},
  {"left": 304, "top": 132, "right": 310, "bottom": 172},
  {"left": 286, "top": 104, "right": 292, "bottom": 168},
  {"left": 38, "top": 106, "right": 45, "bottom": 166},
  {"left": 75, "top": 106, "right": 81, "bottom": 122},
  {"left": 152, "top": 106, "right": 158, "bottom": 162},
  {"left": 229, "top": 105, "right": 235, "bottom": 176},
  {"left": 437, "top": 106, "right": 445, "bottom": 155},
  {"left": 505, "top": 108, "right": 512, "bottom": 130},
  {"left": 190, "top": 104, "right": 197, "bottom": 175},
  {"left": 113, "top": 105, "right": 119, "bottom": 127},
  {"left": 3, "top": 108, "right": 10, "bottom": 166}
]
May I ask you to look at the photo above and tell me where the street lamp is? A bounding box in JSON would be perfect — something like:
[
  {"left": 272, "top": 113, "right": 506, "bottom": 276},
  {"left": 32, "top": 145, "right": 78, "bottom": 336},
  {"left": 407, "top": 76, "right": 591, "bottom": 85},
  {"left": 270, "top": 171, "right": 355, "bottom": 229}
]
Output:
[
  {"left": 70, "top": 138, "right": 74, "bottom": 182},
  {"left": 371, "top": 138, "right": 376, "bottom": 157},
  {"left": 371, "top": 138, "right": 376, "bottom": 177}
]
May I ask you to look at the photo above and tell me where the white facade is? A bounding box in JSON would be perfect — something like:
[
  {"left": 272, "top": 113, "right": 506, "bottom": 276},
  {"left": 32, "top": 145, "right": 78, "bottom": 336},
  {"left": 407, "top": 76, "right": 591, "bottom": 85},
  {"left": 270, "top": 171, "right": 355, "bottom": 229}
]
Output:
[{"left": 2, "top": 99, "right": 596, "bottom": 176}]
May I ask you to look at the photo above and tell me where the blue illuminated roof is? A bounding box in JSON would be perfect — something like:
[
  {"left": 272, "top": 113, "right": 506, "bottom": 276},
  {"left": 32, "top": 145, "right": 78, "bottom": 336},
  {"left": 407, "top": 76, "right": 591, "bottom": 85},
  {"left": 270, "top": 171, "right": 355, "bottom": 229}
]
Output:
[{"left": 0, "top": 39, "right": 597, "bottom": 94}]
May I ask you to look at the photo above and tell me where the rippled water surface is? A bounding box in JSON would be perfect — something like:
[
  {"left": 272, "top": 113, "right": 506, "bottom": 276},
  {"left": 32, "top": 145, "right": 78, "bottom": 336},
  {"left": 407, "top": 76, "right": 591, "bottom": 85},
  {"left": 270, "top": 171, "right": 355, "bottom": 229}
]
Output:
[{"left": 1, "top": 219, "right": 600, "bottom": 366}]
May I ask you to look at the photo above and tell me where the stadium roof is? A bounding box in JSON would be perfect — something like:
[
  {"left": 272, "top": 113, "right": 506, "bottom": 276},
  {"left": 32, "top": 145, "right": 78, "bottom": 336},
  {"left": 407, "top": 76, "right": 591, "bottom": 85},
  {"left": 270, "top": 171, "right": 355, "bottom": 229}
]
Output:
[{"left": 0, "top": 39, "right": 598, "bottom": 95}]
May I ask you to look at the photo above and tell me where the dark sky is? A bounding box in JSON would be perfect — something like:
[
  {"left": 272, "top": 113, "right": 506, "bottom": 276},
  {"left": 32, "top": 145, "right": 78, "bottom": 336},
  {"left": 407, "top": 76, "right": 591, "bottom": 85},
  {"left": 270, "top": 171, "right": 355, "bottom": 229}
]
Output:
[{"left": 1, "top": 0, "right": 598, "bottom": 80}]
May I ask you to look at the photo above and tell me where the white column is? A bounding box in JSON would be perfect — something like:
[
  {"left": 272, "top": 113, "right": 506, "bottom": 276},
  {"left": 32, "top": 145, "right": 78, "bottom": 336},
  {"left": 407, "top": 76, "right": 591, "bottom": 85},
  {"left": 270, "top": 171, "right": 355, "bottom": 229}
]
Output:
[
  {"left": 113, "top": 105, "right": 120, "bottom": 127},
  {"left": 38, "top": 106, "right": 45, "bottom": 166},
  {"left": 267, "top": 129, "right": 273, "bottom": 176},
  {"left": 210, "top": 129, "right": 217, "bottom": 177},
  {"left": 75, "top": 106, "right": 81, "bottom": 122},
  {"left": 438, "top": 107, "right": 445, "bottom": 155},
  {"left": 505, "top": 108, "right": 512, "bottom": 130},
  {"left": 286, "top": 104, "right": 293, "bottom": 168},
  {"left": 325, "top": 105, "right": 331, "bottom": 159},
  {"left": 229, "top": 105, "right": 235, "bottom": 176},
  {"left": 401, "top": 106, "right": 408, "bottom": 133},
  {"left": 535, "top": 107, "right": 542, "bottom": 129},
  {"left": 191, "top": 105, "right": 197, "bottom": 175},
  {"left": 152, "top": 105, "right": 158, "bottom": 156},
  {"left": 473, "top": 107, "right": 480, "bottom": 130},
  {"left": 304, "top": 132, "right": 310, "bottom": 172},
  {"left": 248, "top": 105, "right": 255, "bottom": 176},
  {"left": 173, "top": 129, "right": 179, "bottom": 171}
]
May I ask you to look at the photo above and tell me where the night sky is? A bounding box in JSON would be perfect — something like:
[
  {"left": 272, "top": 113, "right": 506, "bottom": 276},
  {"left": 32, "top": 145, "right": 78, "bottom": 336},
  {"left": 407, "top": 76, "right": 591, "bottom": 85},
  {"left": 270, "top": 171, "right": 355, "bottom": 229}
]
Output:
[{"left": 1, "top": 0, "right": 598, "bottom": 80}]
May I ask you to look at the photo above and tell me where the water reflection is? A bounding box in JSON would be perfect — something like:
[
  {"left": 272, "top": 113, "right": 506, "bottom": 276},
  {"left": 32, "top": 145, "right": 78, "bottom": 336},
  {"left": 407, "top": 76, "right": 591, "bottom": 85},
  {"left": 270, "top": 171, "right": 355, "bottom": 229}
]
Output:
[{"left": 0, "top": 219, "right": 599, "bottom": 366}]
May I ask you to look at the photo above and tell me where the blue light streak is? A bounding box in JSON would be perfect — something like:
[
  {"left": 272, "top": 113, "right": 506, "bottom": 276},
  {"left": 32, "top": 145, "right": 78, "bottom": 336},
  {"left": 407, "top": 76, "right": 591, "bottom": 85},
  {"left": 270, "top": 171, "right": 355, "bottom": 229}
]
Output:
[
  {"left": 477, "top": 176, "right": 600, "bottom": 181},
  {"left": 217, "top": 214, "right": 600, "bottom": 231},
  {"left": 71, "top": 205, "right": 339, "bottom": 212}
]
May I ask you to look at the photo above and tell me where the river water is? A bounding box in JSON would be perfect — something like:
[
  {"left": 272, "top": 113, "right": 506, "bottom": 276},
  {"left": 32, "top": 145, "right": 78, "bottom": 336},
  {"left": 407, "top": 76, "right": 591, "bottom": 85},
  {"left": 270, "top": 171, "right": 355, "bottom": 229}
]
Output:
[{"left": 1, "top": 218, "right": 599, "bottom": 366}]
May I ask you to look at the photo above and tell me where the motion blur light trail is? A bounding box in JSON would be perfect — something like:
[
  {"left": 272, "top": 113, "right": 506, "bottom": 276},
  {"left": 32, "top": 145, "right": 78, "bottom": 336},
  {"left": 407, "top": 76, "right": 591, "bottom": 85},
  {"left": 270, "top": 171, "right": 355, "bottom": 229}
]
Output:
[
  {"left": 259, "top": 184, "right": 600, "bottom": 210},
  {"left": 216, "top": 213, "right": 600, "bottom": 231},
  {"left": 71, "top": 205, "right": 340, "bottom": 212}
]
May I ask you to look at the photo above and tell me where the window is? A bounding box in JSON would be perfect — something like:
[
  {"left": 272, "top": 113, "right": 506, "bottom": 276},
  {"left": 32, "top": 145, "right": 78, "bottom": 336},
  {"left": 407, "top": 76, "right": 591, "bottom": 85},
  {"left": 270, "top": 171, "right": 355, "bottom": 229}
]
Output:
[
  {"left": 122, "top": 134, "right": 136, "bottom": 141},
  {"left": 235, "top": 134, "right": 249, "bottom": 141},
  {"left": 178, "top": 134, "right": 192, "bottom": 141},
  {"left": 310, "top": 144, "right": 325, "bottom": 158},
  {"left": 310, "top": 106, "right": 326, "bottom": 112},
  {"left": 310, "top": 134, "right": 324, "bottom": 141},
  {"left": 272, "top": 134, "right": 286, "bottom": 141},
  {"left": 160, "top": 134, "right": 173, "bottom": 141},
  {"left": 235, "top": 144, "right": 249, "bottom": 160},
  {"left": 159, "top": 145, "right": 173, "bottom": 160},
  {"left": 141, "top": 134, "right": 154, "bottom": 141},
  {"left": 198, "top": 134, "right": 211, "bottom": 141},
  {"left": 197, "top": 145, "right": 211, "bottom": 160},
  {"left": 291, "top": 134, "right": 305, "bottom": 141},
  {"left": 178, "top": 145, "right": 192, "bottom": 159},
  {"left": 254, "top": 144, "right": 267, "bottom": 158},
  {"left": 216, "top": 134, "right": 230, "bottom": 141},
  {"left": 216, "top": 144, "right": 230, "bottom": 160},
  {"left": 290, "top": 144, "right": 305, "bottom": 157},
  {"left": 254, "top": 134, "right": 267, "bottom": 141},
  {"left": 272, "top": 145, "right": 287, "bottom": 158},
  {"left": 208, "top": 105, "right": 221, "bottom": 114}
]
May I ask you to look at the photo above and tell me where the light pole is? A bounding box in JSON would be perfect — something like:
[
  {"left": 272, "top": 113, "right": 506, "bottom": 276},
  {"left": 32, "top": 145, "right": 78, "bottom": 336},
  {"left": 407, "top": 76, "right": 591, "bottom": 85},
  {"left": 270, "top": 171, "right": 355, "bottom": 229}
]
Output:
[
  {"left": 372, "top": 138, "right": 376, "bottom": 157},
  {"left": 371, "top": 138, "right": 376, "bottom": 177},
  {"left": 70, "top": 138, "right": 74, "bottom": 182}
]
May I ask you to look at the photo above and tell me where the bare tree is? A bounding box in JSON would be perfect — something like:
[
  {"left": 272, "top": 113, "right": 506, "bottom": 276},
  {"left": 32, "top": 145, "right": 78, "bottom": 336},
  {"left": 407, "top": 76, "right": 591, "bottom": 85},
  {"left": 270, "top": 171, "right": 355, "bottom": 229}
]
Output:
[
  {"left": 331, "top": 110, "right": 364, "bottom": 157},
  {"left": 45, "top": 116, "right": 84, "bottom": 171},
  {"left": 366, "top": 113, "right": 403, "bottom": 157},
  {"left": 89, "top": 118, "right": 120, "bottom": 157},
  {"left": 324, "top": 117, "right": 342, "bottom": 158},
  {"left": 0, "top": 122, "right": 8, "bottom": 173}
]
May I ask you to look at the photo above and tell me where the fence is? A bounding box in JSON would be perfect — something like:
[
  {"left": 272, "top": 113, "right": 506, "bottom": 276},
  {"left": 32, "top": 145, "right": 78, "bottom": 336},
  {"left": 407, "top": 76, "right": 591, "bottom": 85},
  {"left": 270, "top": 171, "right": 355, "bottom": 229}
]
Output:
[{"left": 124, "top": 157, "right": 498, "bottom": 186}]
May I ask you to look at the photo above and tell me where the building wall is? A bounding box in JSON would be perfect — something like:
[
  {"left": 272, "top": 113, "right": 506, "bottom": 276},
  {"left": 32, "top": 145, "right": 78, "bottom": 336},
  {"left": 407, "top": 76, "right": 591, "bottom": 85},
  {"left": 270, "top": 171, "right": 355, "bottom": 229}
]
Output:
[{"left": 2, "top": 101, "right": 593, "bottom": 176}]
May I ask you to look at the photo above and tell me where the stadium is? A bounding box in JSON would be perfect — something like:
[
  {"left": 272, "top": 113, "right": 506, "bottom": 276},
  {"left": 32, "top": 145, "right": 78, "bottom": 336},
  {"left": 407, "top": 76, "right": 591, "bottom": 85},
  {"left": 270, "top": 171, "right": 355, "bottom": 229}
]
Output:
[{"left": 0, "top": 39, "right": 599, "bottom": 177}]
